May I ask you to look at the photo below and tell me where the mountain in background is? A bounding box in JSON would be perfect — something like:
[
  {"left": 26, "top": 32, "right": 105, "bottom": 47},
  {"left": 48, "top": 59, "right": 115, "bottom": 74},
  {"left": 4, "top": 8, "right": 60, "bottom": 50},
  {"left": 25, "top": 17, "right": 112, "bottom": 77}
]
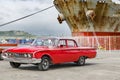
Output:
[{"left": 0, "top": 30, "right": 35, "bottom": 37}]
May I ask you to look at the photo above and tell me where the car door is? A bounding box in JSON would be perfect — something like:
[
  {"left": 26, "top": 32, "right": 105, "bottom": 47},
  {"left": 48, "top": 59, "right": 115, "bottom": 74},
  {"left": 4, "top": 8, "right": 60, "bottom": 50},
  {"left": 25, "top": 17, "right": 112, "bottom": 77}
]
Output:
[
  {"left": 50, "top": 39, "right": 68, "bottom": 64},
  {"left": 51, "top": 39, "right": 79, "bottom": 64},
  {"left": 64, "top": 39, "right": 80, "bottom": 62},
  {"left": 55, "top": 39, "right": 79, "bottom": 63}
]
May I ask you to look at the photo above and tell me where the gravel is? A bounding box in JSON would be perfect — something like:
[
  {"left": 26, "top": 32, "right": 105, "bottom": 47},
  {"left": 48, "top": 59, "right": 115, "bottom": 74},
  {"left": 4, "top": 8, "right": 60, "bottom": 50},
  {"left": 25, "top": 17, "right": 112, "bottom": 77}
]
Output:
[{"left": 0, "top": 50, "right": 120, "bottom": 80}]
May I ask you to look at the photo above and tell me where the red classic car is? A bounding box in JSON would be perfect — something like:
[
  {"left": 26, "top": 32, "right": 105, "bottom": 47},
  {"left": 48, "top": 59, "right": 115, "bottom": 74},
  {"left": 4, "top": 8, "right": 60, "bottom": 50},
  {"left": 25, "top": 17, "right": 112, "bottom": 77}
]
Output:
[{"left": 2, "top": 37, "right": 96, "bottom": 71}]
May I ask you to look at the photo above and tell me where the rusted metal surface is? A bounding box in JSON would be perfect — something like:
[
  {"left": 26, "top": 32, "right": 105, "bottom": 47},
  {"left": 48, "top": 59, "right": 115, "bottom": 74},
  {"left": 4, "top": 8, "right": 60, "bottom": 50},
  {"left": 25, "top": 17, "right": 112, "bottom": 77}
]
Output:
[
  {"left": 74, "top": 36, "right": 120, "bottom": 50},
  {"left": 0, "top": 43, "right": 17, "bottom": 53},
  {"left": 0, "top": 44, "right": 17, "bottom": 46},
  {"left": 54, "top": 0, "right": 120, "bottom": 32}
]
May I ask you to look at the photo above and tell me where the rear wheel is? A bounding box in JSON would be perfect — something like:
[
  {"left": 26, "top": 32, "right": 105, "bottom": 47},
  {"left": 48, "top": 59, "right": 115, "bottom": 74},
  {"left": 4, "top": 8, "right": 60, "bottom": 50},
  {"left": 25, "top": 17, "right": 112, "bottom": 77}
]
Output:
[
  {"left": 10, "top": 62, "right": 21, "bottom": 68},
  {"left": 76, "top": 56, "right": 85, "bottom": 66},
  {"left": 38, "top": 57, "right": 50, "bottom": 71}
]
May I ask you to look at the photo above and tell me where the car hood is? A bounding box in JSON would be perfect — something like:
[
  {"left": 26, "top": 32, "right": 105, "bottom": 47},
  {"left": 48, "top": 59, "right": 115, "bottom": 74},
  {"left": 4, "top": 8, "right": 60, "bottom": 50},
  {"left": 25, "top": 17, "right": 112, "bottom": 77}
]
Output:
[{"left": 6, "top": 46, "right": 49, "bottom": 53}]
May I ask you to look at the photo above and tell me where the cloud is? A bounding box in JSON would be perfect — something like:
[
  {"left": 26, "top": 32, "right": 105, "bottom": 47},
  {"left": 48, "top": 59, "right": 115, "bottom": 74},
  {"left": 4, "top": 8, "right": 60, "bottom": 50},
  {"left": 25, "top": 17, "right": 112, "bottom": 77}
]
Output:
[
  {"left": 1, "top": 0, "right": 119, "bottom": 36},
  {"left": 0, "top": 0, "right": 52, "bottom": 22},
  {"left": 0, "top": 0, "right": 71, "bottom": 36},
  {"left": 112, "top": 0, "right": 120, "bottom": 3}
]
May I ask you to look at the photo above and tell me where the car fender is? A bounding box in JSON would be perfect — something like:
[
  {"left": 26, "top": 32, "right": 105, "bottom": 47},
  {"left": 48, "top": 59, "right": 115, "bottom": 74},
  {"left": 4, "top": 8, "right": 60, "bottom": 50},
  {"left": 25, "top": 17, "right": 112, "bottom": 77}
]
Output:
[{"left": 33, "top": 50, "right": 53, "bottom": 62}]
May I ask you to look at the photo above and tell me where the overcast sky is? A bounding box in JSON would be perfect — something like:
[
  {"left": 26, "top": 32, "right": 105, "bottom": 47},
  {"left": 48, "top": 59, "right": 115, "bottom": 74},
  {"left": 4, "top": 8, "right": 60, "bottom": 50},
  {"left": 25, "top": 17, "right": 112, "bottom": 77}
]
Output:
[{"left": 0, "top": 0, "right": 119, "bottom": 36}]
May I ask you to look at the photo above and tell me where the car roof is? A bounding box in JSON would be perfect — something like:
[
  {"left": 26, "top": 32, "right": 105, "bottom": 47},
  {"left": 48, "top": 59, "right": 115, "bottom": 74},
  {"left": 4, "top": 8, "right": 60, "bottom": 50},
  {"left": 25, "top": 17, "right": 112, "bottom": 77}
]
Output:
[{"left": 36, "top": 37, "right": 75, "bottom": 40}]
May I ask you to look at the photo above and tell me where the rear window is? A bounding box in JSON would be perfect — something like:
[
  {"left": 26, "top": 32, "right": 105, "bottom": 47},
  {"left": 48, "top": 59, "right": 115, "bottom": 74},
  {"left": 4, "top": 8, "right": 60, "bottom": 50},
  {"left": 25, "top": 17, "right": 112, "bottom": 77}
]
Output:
[
  {"left": 58, "top": 40, "right": 66, "bottom": 47},
  {"left": 67, "top": 40, "right": 77, "bottom": 47}
]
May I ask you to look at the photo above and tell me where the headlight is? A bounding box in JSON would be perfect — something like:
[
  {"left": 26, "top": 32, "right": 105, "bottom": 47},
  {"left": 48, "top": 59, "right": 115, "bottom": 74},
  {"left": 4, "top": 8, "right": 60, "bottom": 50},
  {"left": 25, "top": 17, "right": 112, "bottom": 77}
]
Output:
[
  {"left": 24, "top": 53, "right": 32, "bottom": 58},
  {"left": 28, "top": 54, "right": 32, "bottom": 58},
  {"left": 8, "top": 53, "right": 12, "bottom": 56},
  {"left": 2, "top": 52, "right": 13, "bottom": 57},
  {"left": 24, "top": 54, "right": 28, "bottom": 58},
  {"left": 4, "top": 53, "right": 8, "bottom": 57}
]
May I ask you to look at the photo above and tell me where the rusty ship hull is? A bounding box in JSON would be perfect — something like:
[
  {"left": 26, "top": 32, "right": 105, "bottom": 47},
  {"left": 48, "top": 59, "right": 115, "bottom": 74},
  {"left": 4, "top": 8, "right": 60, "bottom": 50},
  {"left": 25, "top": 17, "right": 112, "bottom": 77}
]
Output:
[{"left": 54, "top": 0, "right": 120, "bottom": 50}]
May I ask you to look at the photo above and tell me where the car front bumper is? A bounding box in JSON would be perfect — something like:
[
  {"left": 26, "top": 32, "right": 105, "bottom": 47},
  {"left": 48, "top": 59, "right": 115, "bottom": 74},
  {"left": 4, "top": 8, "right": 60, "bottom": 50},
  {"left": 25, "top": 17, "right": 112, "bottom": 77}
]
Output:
[{"left": 2, "top": 55, "right": 41, "bottom": 64}]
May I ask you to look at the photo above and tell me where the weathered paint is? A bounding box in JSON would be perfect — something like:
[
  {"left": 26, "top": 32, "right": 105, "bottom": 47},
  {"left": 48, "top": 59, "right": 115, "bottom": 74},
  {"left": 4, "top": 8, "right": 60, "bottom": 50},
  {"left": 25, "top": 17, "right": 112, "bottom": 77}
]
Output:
[
  {"left": 74, "top": 36, "right": 120, "bottom": 50},
  {"left": 72, "top": 32, "right": 120, "bottom": 36},
  {"left": 54, "top": 0, "right": 120, "bottom": 32},
  {"left": 54, "top": 0, "right": 120, "bottom": 50}
]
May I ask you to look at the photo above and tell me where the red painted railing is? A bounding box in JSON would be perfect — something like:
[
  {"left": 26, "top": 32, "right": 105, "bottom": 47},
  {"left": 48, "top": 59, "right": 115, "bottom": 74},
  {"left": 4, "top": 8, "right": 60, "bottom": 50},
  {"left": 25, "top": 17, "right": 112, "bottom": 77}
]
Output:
[{"left": 73, "top": 32, "right": 120, "bottom": 50}]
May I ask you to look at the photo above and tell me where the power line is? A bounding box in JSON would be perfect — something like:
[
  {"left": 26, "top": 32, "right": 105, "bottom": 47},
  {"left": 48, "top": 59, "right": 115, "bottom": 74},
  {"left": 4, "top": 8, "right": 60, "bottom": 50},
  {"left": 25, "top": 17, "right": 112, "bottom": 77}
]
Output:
[{"left": 0, "top": 5, "right": 54, "bottom": 27}]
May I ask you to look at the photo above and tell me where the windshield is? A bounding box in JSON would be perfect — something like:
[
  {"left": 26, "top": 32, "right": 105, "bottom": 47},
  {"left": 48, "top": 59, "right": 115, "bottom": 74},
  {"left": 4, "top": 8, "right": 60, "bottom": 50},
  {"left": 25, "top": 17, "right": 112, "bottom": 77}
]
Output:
[{"left": 31, "top": 38, "right": 58, "bottom": 47}]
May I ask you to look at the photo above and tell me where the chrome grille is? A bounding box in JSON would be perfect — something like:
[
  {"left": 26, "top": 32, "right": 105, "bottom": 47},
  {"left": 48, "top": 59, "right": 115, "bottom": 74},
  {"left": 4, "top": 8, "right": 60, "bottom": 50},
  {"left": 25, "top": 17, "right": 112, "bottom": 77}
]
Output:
[
  {"left": 14, "top": 53, "right": 25, "bottom": 58},
  {"left": 6, "top": 52, "right": 32, "bottom": 58}
]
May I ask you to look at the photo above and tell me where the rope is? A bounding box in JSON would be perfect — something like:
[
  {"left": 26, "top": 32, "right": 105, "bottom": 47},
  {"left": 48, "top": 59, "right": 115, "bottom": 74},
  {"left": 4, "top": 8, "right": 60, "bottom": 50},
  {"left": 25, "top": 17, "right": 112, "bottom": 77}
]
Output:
[
  {"left": 82, "top": 2, "right": 103, "bottom": 50},
  {"left": 0, "top": 5, "right": 54, "bottom": 27}
]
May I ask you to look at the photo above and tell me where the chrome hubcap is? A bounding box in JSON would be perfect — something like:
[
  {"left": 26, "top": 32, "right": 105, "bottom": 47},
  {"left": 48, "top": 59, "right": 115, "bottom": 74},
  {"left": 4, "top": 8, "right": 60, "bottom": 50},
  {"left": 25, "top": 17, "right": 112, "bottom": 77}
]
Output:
[
  {"left": 42, "top": 59, "right": 49, "bottom": 69},
  {"left": 79, "top": 57, "right": 84, "bottom": 64}
]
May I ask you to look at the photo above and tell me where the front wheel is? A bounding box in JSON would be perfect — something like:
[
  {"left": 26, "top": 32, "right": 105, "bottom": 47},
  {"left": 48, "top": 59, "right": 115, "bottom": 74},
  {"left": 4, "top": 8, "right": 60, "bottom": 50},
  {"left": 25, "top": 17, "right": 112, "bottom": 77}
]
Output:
[
  {"left": 38, "top": 57, "right": 50, "bottom": 71},
  {"left": 76, "top": 56, "right": 85, "bottom": 66},
  {"left": 0, "top": 53, "right": 3, "bottom": 60},
  {"left": 10, "top": 62, "right": 21, "bottom": 68}
]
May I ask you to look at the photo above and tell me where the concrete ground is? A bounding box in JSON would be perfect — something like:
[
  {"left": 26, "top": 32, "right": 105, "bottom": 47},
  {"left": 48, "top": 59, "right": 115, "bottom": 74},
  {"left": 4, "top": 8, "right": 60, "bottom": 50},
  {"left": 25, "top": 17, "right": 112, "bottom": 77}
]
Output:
[{"left": 0, "top": 50, "right": 120, "bottom": 80}]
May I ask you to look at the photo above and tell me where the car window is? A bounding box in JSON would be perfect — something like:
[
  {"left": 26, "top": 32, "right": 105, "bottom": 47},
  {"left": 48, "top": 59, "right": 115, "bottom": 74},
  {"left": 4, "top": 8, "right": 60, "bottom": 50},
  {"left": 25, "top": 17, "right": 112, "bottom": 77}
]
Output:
[
  {"left": 32, "top": 38, "right": 58, "bottom": 47},
  {"left": 67, "top": 40, "right": 76, "bottom": 47},
  {"left": 58, "top": 40, "right": 66, "bottom": 47}
]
